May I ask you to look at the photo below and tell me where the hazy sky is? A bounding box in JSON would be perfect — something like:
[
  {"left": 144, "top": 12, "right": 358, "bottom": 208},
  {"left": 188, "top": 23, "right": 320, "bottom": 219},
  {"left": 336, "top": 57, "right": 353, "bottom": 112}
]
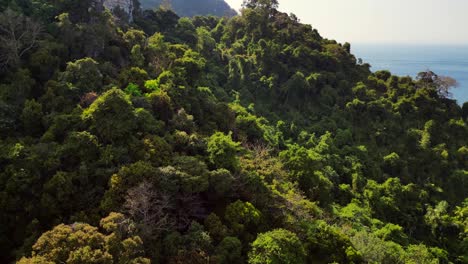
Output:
[{"left": 225, "top": 0, "right": 468, "bottom": 44}]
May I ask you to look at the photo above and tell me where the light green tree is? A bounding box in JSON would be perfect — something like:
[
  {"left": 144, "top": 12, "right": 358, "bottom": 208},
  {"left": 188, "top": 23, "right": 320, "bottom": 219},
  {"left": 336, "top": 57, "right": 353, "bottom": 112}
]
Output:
[
  {"left": 248, "top": 229, "right": 305, "bottom": 264},
  {"left": 207, "top": 132, "right": 242, "bottom": 171}
]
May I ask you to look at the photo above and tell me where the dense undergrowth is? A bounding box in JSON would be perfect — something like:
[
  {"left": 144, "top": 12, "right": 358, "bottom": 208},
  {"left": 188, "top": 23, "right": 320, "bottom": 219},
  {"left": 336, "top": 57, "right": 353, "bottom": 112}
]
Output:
[{"left": 0, "top": 0, "right": 467, "bottom": 263}]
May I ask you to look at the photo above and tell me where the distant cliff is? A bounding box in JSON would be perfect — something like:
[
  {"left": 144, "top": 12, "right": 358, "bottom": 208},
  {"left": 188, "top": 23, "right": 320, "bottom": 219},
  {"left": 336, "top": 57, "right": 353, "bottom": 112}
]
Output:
[
  {"left": 102, "top": 0, "right": 135, "bottom": 20},
  {"left": 140, "top": 0, "right": 237, "bottom": 17}
]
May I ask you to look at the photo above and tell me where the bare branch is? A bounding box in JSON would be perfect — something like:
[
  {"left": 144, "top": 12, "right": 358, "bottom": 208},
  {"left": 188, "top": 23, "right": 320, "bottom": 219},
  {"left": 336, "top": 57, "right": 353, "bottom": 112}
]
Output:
[
  {"left": 416, "top": 70, "right": 459, "bottom": 99},
  {"left": 124, "top": 181, "right": 176, "bottom": 239},
  {"left": 0, "top": 8, "right": 42, "bottom": 69}
]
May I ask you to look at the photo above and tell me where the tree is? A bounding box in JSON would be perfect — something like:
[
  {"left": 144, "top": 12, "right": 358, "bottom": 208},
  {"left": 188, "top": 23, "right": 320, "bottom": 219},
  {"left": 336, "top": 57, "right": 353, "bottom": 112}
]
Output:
[
  {"left": 405, "top": 244, "right": 439, "bottom": 264},
  {"left": 101, "top": 161, "right": 160, "bottom": 212},
  {"left": 215, "top": 236, "right": 243, "bottom": 264},
  {"left": 207, "top": 132, "right": 242, "bottom": 171},
  {"left": 124, "top": 181, "right": 175, "bottom": 238},
  {"left": 248, "top": 229, "right": 306, "bottom": 264},
  {"left": 163, "top": 221, "right": 214, "bottom": 263},
  {"left": 0, "top": 8, "right": 41, "bottom": 69},
  {"left": 172, "top": 156, "right": 210, "bottom": 193},
  {"left": 18, "top": 213, "right": 150, "bottom": 263},
  {"left": 131, "top": 44, "right": 145, "bottom": 67},
  {"left": 175, "top": 17, "right": 197, "bottom": 46},
  {"left": 279, "top": 143, "right": 333, "bottom": 204},
  {"left": 170, "top": 108, "right": 195, "bottom": 132},
  {"left": 60, "top": 131, "right": 100, "bottom": 165},
  {"left": 0, "top": 68, "right": 35, "bottom": 105},
  {"left": 146, "top": 32, "right": 170, "bottom": 75},
  {"left": 225, "top": 200, "right": 261, "bottom": 235},
  {"left": 196, "top": 27, "right": 216, "bottom": 55},
  {"left": 61, "top": 58, "right": 103, "bottom": 94},
  {"left": 119, "top": 67, "right": 148, "bottom": 89},
  {"left": 416, "top": 70, "right": 459, "bottom": 98},
  {"left": 21, "top": 99, "right": 43, "bottom": 136},
  {"left": 148, "top": 89, "right": 173, "bottom": 122},
  {"left": 435, "top": 75, "right": 458, "bottom": 98},
  {"left": 424, "top": 201, "right": 451, "bottom": 240},
  {"left": 40, "top": 171, "right": 74, "bottom": 218},
  {"left": 3, "top": 0, "right": 468, "bottom": 262},
  {"left": 304, "top": 220, "right": 362, "bottom": 263},
  {"left": 280, "top": 71, "right": 311, "bottom": 104},
  {"left": 174, "top": 49, "right": 206, "bottom": 85},
  {"left": 350, "top": 230, "right": 406, "bottom": 264},
  {"left": 82, "top": 88, "right": 137, "bottom": 143},
  {"left": 209, "top": 168, "right": 234, "bottom": 196},
  {"left": 375, "top": 223, "right": 409, "bottom": 246},
  {"left": 204, "top": 213, "right": 228, "bottom": 243}
]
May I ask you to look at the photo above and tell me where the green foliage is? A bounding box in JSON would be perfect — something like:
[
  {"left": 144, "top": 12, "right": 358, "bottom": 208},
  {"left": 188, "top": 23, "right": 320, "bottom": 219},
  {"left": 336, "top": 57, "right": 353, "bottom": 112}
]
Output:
[
  {"left": 130, "top": 44, "right": 145, "bottom": 67},
  {"left": 172, "top": 155, "right": 210, "bottom": 193},
  {"left": 374, "top": 223, "right": 409, "bottom": 246},
  {"left": 350, "top": 230, "right": 407, "bottom": 264},
  {"left": 279, "top": 142, "right": 334, "bottom": 204},
  {"left": 0, "top": 1, "right": 467, "bottom": 263},
  {"left": 207, "top": 131, "right": 242, "bottom": 171},
  {"left": 144, "top": 79, "right": 159, "bottom": 91},
  {"left": 405, "top": 244, "right": 440, "bottom": 264},
  {"left": 204, "top": 213, "right": 228, "bottom": 242},
  {"left": 225, "top": 200, "right": 261, "bottom": 235},
  {"left": 215, "top": 236, "right": 243, "bottom": 264},
  {"left": 209, "top": 168, "right": 234, "bottom": 196},
  {"left": 304, "top": 220, "right": 362, "bottom": 263},
  {"left": 383, "top": 152, "right": 402, "bottom": 175},
  {"left": 60, "top": 57, "right": 103, "bottom": 93},
  {"left": 125, "top": 83, "right": 142, "bottom": 96},
  {"left": 21, "top": 99, "right": 43, "bottom": 136},
  {"left": 0, "top": 69, "right": 35, "bottom": 105},
  {"left": 135, "top": 108, "right": 164, "bottom": 134},
  {"left": 101, "top": 161, "right": 159, "bottom": 212},
  {"left": 119, "top": 67, "right": 149, "bottom": 89},
  {"left": 248, "top": 229, "right": 306, "bottom": 264},
  {"left": 18, "top": 213, "right": 150, "bottom": 264},
  {"left": 82, "top": 88, "right": 137, "bottom": 143},
  {"left": 148, "top": 89, "right": 173, "bottom": 122}
]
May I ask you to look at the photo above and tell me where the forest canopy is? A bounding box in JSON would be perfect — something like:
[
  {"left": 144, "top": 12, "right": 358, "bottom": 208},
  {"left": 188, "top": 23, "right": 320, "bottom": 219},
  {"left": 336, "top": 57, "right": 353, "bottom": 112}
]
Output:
[{"left": 0, "top": 0, "right": 467, "bottom": 263}]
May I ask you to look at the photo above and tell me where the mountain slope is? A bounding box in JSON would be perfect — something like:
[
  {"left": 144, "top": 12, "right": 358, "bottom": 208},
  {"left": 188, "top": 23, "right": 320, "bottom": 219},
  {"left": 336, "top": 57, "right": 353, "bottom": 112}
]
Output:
[
  {"left": 0, "top": 0, "right": 467, "bottom": 263},
  {"left": 140, "top": 0, "right": 237, "bottom": 17}
]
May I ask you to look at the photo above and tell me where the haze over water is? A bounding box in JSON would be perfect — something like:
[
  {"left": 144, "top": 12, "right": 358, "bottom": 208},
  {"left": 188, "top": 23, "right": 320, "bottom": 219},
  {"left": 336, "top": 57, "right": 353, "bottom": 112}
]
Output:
[
  {"left": 224, "top": 1, "right": 468, "bottom": 104},
  {"left": 352, "top": 44, "right": 468, "bottom": 104}
]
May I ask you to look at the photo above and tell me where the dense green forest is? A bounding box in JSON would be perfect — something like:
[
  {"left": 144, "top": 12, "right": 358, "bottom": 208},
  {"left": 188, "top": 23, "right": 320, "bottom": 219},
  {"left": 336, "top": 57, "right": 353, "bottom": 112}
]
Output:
[
  {"left": 140, "top": 0, "right": 237, "bottom": 17},
  {"left": 0, "top": 0, "right": 467, "bottom": 263}
]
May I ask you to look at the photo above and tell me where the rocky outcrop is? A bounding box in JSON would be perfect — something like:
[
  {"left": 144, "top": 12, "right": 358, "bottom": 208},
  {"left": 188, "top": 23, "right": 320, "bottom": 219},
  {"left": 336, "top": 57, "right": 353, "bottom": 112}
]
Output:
[
  {"left": 102, "top": 0, "right": 134, "bottom": 21},
  {"left": 140, "top": 0, "right": 237, "bottom": 17}
]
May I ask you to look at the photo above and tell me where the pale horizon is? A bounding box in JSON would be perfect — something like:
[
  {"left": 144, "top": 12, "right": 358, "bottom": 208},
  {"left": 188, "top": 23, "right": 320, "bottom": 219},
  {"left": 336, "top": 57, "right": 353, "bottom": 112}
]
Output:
[{"left": 225, "top": 0, "right": 468, "bottom": 45}]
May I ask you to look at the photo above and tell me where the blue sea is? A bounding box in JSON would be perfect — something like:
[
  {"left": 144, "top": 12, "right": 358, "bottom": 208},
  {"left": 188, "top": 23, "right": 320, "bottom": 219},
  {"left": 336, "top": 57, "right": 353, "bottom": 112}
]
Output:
[{"left": 352, "top": 44, "right": 468, "bottom": 104}]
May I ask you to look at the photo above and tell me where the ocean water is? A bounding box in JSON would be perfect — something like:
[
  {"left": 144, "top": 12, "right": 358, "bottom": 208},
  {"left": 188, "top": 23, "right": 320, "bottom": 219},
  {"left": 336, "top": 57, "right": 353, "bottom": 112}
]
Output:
[{"left": 351, "top": 44, "right": 468, "bottom": 104}]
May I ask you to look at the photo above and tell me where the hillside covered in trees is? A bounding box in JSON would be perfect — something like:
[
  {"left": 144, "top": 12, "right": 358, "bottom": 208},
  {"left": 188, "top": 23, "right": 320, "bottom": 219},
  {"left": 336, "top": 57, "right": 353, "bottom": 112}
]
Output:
[
  {"left": 140, "top": 0, "right": 237, "bottom": 17},
  {"left": 0, "top": 0, "right": 467, "bottom": 263}
]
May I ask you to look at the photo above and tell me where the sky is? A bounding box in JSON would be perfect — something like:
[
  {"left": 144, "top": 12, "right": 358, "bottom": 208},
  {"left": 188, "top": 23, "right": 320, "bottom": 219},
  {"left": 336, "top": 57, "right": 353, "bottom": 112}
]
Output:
[{"left": 224, "top": 0, "right": 468, "bottom": 45}]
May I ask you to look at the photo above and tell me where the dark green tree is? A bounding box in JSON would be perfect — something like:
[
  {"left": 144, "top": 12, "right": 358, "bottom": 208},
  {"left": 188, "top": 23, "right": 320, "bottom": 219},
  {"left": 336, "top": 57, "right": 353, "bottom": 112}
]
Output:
[{"left": 82, "top": 88, "right": 137, "bottom": 143}]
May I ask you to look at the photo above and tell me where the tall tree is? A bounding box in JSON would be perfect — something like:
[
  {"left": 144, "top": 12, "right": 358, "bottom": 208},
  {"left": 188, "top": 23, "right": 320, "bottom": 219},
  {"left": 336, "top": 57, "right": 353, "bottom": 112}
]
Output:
[{"left": 0, "top": 8, "right": 41, "bottom": 69}]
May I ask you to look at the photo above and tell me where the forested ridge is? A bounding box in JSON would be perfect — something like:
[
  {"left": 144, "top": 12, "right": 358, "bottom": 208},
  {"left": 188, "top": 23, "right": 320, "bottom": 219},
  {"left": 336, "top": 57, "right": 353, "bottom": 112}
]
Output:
[{"left": 0, "top": 0, "right": 467, "bottom": 263}]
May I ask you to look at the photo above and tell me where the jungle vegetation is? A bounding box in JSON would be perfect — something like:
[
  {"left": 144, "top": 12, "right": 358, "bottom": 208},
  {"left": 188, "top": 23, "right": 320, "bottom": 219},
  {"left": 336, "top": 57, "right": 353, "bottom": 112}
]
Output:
[{"left": 0, "top": 0, "right": 467, "bottom": 263}]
